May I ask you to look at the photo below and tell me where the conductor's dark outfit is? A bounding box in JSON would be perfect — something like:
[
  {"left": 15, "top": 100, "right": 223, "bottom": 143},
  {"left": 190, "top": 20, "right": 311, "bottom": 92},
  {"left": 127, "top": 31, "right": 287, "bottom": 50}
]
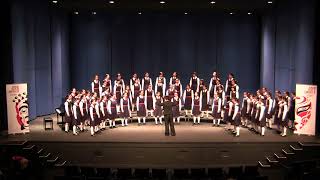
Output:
[{"left": 157, "top": 100, "right": 176, "bottom": 136}]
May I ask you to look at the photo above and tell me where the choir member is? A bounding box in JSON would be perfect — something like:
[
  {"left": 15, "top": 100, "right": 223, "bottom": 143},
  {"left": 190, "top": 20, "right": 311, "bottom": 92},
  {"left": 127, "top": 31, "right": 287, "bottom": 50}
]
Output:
[
  {"left": 89, "top": 99, "right": 100, "bottom": 136},
  {"left": 85, "top": 92, "right": 92, "bottom": 127},
  {"left": 142, "top": 72, "right": 152, "bottom": 91},
  {"left": 64, "top": 95, "right": 73, "bottom": 133},
  {"left": 172, "top": 92, "right": 182, "bottom": 123},
  {"left": 241, "top": 92, "right": 249, "bottom": 126},
  {"left": 258, "top": 99, "right": 267, "bottom": 136},
  {"left": 155, "top": 72, "right": 166, "bottom": 92},
  {"left": 108, "top": 94, "right": 118, "bottom": 128},
  {"left": 232, "top": 98, "right": 241, "bottom": 137},
  {"left": 79, "top": 95, "right": 88, "bottom": 131},
  {"left": 120, "top": 93, "right": 131, "bottom": 126},
  {"left": 183, "top": 84, "right": 194, "bottom": 119},
  {"left": 113, "top": 79, "right": 124, "bottom": 105},
  {"left": 130, "top": 73, "right": 139, "bottom": 89},
  {"left": 131, "top": 78, "right": 141, "bottom": 110},
  {"left": 189, "top": 72, "right": 200, "bottom": 93},
  {"left": 99, "top": 96, "right": 108, "bottom": 130},
  {"left": 279, "top": 96, "right": 289, "bottom": 137},
  {"left": 169, "top": 72, "right": 178, "bottom": 86},
  {"left": 102, "top": 74, "right": 112, "bottom": 93},
  {"left": 124, "top": 85, "right": 133, "bottom": 112},
  {"left": 136, "top": 90, "right": 147, "bottom": 125},
  {"left": 95, "top": 98, "right": 102, "bottom": 132},
  {"left": 212, "top": 93, "right": 222, "bottom": 126},
  {"left": 200, "top": 85, "right": 210, "bottom": 118},
  {"left": 114, "top": 73, "right": 125, "bottom": 90},
  {"left": 273, "top": 91, "right": 282, "bottom": 131},
  {"left": 225, "top": 73, "right": 235, "bottom": 95},
  {"left": 166, "top": 85, "right": 175, "bottom": 101},
  {"left": 208, "top": 71, "right": 220, "bottom": 102},
  {"left": 192, "top": 92, "right": 202, "bottom": 125},
  {"left": 224, "top": 98, "right": 233, "bottom": 130},
  {"left": 266, "top": 93, "right": 274, "bottom": 129},
  {"left": 91, "top": 75, "right": 102, "bottom": 97},
  {"left": 72, "top": 98, "right": 81, "bottom": 135},
  {"left": 230, "top": 80, "right": 239, "bottom": 99},
  {"left": 289, "top": 92, "right": 296, "bottom": 129},
  {"left": 284, "top": 91, "right": 292, "bottom": 128},
  {"left": 145, "top": 85, "right": 155, "bottom": 117},
  {"left": 155, "top": 78, "right": 165, "bottom": 97},
  {"left": 153, "top": 92, "right": 163, "bottom": 125},
  {"left": 199, "top": 79, "right": 205, "bottom": 92},
  {"left": 174, "top": 78, "right": 183, "bottom": 98},
  {"left": 254, "top": 97, "right": 261, "bottom": 132}
]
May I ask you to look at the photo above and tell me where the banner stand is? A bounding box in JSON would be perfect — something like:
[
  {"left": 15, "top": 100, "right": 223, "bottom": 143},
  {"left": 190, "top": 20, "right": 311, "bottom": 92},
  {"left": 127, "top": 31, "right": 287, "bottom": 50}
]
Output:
[{"left": 6, "top": 83, "right": 30, "bottom": 135}]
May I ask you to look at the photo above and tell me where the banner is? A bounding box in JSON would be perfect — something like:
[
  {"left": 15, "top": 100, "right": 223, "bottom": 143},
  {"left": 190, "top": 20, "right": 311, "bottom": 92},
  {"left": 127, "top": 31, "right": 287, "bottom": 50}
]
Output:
[
  {"left": 6, "top": 83, "right": 30, "bottom": 134},
  {"left": 294, "top": 84, "right": 317, "bottom": 136}
]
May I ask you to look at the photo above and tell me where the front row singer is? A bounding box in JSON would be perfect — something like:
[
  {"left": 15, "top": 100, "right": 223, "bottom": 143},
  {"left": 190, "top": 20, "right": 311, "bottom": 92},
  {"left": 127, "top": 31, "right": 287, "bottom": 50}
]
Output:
[{"left": 156, "top": 96, "right": 176, "bottom": 136}]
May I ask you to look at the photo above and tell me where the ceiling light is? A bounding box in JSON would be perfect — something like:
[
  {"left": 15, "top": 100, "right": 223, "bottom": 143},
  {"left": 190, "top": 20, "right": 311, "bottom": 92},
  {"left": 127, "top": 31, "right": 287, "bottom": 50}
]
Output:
[
  {"left": 184, "top": 12, "right": 188, "bottom": 15},
  {"left": 138, "top": 12, "right": 142, "bottom": 15},
  {"left": 210, "top": 1, "right": 216, "bottom": 4},
  {"left": 74, "top": 11, "right": 79, "bottom": 15},
  {"left": 52, "top": 0, "right": 58, "bottom": 3},
  {"left": 248, "top": 12, "right": 252, "bottom": 15},
  {"left": 160, "top": 1, "right": 165, "bottom": 4},
  {"left": 92, "top": 12, "right": 97, "bottom": 15},
  {"left": 267, "top": 1, "right": 273, "bottom": 4},
  {"left": 109, "top": 1, "right": 115, "bottom": 4},
  {"left": 230, "top": 12, "right": 234, "bottom": 15}
]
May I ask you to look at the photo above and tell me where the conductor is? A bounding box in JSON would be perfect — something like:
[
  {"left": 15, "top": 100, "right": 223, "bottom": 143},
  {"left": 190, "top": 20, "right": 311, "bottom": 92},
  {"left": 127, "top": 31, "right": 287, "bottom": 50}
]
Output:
[{"left": 157, "top": 96, "right": 176, "bottom": 136}]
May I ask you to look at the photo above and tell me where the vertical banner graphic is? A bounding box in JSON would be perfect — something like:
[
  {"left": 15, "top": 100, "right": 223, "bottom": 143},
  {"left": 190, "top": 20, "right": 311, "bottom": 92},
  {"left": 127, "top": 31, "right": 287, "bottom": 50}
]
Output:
[
  {"left": 6, "top": 83, "right": 30, "bottom": 134},
  {"left": 294, "top": 84, "right": 317, "bottom": 136}
]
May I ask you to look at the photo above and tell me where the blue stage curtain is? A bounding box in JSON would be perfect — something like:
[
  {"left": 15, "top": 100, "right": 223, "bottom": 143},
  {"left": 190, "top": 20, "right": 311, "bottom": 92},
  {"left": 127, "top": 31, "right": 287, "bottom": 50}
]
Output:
[
  {"left": 11, "top": 0, "right": 70, "bottom": 119},
  {"left": 70, "top": 12, "right": 261, "bottom": 96},
  {"left": 260, "top": 0, "right": 315, "bottom": 93}
]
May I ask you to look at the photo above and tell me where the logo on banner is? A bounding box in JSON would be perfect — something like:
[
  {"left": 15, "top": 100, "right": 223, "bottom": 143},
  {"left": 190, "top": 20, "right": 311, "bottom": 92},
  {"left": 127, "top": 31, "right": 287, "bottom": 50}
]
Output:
[
  {"left": 12, "top": 92, "right": 29, "bottom": 130},
  {"left": 295, "top": 96, "right": 311, "bottom": 130}
]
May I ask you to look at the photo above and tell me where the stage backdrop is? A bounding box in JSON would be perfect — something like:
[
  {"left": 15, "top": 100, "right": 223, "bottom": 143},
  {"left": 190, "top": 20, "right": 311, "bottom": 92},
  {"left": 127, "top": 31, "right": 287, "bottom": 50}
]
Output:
[
  {"left": 294, "top": 84, "right": 317, "bottom": 136},
  {"left": 6, "top": 83, "right": 29, "bottom": 134},
  {"left": 70, "top": 13, "right": 261, "bottom": 94}
]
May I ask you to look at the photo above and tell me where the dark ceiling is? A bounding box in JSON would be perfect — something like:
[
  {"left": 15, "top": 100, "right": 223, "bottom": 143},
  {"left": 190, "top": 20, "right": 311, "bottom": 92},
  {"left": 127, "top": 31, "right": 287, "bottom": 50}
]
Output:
[{"left": 54, "top": 0, "right": 276, "bottom": 14}]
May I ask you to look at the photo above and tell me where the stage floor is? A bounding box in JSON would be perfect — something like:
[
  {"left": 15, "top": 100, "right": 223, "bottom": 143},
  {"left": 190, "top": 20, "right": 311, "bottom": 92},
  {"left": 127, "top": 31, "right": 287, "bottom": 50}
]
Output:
[
  {"left": 2, "top": 114, "right": 320, "bottom": 168},
  {"left": 2, "top": 114, "right": 319, "bottom": 143}
]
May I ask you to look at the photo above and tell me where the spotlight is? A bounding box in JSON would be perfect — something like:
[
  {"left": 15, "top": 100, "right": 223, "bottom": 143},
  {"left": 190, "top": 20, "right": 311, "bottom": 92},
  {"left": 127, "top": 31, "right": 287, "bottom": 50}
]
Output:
[
  {"left": 74, "top": 11, "right": 79, "bottom": 15},
  {"left": 109, "top": 0, "right": 114, "bottom": 4},
  {"left": 138, "top": 12, "right": 142, "bottom": 15},
  {"left": 184, "top": 12, "right": 188, "bottom": 15},
  {"left": 248, "top": 12, "right": 252, "bottom": 15},
  {"left": 160, "top": 1, "right": 165, "bottom": 4},
  {"left": 92, "top": 11, "right": 97, "bottom": 15},
  {"left": 52, "top": 0, "right": 58, "bottom": 3},
  {"left": 267, "top": 1, "right": 273, "bottom": 4},
  {"left": 230, "top": 12, "right": 234, "bottom": 15},
  {"left": 210, "top": 1, "right": 216, "bottom": 4}
]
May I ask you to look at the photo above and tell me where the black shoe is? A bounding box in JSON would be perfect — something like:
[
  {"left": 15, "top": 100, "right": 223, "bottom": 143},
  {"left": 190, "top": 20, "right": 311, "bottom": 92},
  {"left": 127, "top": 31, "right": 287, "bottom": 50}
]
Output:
[
  {"left": 171, "top": 134, "right": 176, "bottom": 136},
  {"left": 109, "top": 126, "right": 113, "bottom": 129},
  {"left": 165, "top": 134, "right": 169, "bottom": 136},
  {"left": 138, "top": 123, "right": 141, "bottom": 126}
]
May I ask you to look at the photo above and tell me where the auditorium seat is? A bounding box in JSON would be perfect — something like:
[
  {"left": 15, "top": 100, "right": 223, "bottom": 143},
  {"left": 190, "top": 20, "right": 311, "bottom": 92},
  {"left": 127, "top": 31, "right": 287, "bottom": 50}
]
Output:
[
  {"left": 65, "top": 166, "right": 81, "bottom": 177},
  {"left": 228, "top": 166, "right": 243, "bottom": 179},
  {"left": 80, "top": 167, "right": 97, "bottom": 177},
  {"left": 190, "top": 168, "right": 206, "bottom": 178},
  {"left": 173, "top": 168, "right": 190, "bottom": 179},
  {"left": 96, "top": 168, "right": 111, "bottom": 177},
  {"left": 207, "top": 168, "right": 224, "bottom": 179},
  {"left": 151, "top": 168, "right": 167, "bottom": 179},
  {"left": 242, "top": 165, "right": 259, "bottom": 178},
  {"left": 134, "top": 168, "right": 150, "bottom": 178},
  {"left": 116, "top": 168, "right": 132, "bottom": 179}
]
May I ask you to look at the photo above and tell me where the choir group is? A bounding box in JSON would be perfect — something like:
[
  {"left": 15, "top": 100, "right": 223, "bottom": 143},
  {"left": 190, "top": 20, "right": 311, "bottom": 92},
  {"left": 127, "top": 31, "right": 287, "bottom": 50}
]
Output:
[{"left": 63, "top": 71, "right": 296, "bottom": 137}]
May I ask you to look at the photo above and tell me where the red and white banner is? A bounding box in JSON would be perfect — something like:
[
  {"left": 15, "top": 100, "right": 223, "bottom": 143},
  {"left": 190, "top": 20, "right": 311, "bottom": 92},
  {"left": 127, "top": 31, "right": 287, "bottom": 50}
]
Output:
[
  {"left": 294, "top": 84, "right": 317, "bottom": 136},
  {"left": 6, "top": 83, "right": 30, "bottom": 134}
]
